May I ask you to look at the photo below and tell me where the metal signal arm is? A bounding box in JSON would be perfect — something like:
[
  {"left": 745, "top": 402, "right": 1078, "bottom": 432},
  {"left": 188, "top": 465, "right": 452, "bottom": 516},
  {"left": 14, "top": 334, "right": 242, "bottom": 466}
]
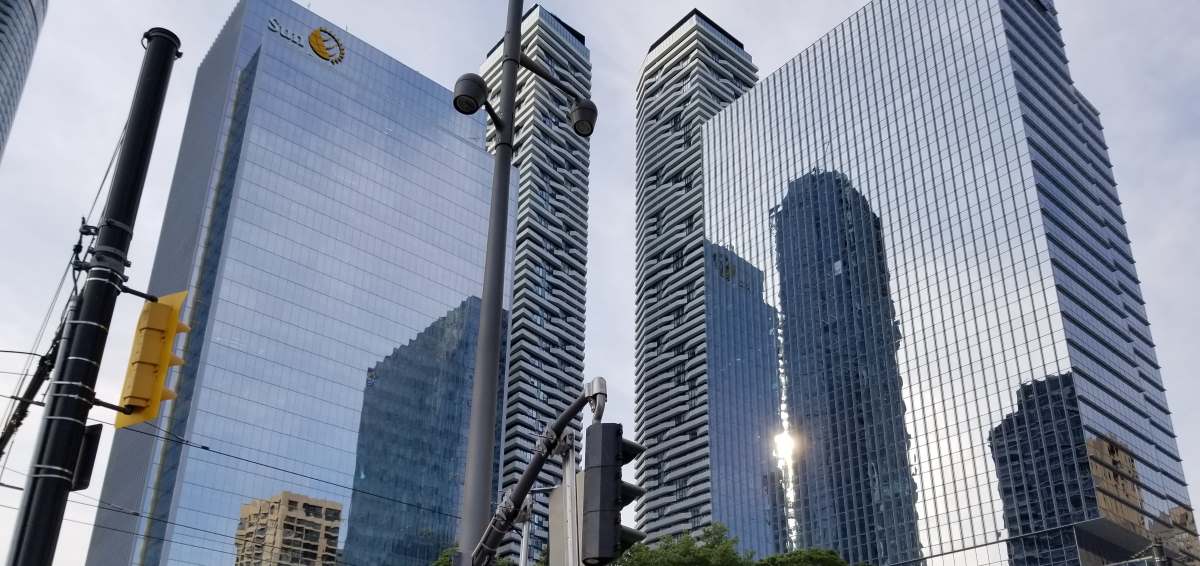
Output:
[{"left": 469, "top": 376, "right": 607, "bottom": 566}]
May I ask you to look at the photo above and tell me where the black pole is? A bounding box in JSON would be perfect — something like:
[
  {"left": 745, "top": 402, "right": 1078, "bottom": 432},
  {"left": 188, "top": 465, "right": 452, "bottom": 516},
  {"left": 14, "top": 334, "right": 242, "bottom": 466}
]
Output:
[
  {"left": 0, "top": 318, "right": 66, "bottom": 464},
  {"left": 0, "top": 335, "right": 60, "bottom": 465},
  {"left": 6, "top": 28, "right": 180, "bottom": 566},
  {"left": 458, "top": 0, "right": 523, "bottom": 559}
]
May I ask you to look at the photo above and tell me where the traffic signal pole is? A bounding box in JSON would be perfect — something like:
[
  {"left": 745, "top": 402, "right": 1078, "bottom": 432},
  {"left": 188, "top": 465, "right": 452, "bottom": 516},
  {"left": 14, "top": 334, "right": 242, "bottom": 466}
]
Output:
[
  {"left": 6, "top": 28, "right": 181, "bottom": 566},
  {"left": 466, "top": 378, "right": 608, "bottom": 566}
]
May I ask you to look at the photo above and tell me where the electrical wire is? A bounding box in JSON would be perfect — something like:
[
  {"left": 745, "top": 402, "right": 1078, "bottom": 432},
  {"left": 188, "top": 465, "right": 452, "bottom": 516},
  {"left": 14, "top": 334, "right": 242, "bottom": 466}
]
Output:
[
  {"left": 0, "top": 370, "right": 44, "bottom": 377},
  {"left": 0, "top": 500, "right": 243, "bottom": 560},
  {"left": 0, "top": 261, "right": 70, "bottom": 430},
  {"left": 0, "top": 120, "right": 127, "bottom": 481},
  {"left": 1, "top": 466, "right": 371, "bottom": 566},
  {"left": 0, "top": 386, "right": 460, "bottom": 525},
  {"left": 125, "top": 419, "right": 460, "bottom": 520}
]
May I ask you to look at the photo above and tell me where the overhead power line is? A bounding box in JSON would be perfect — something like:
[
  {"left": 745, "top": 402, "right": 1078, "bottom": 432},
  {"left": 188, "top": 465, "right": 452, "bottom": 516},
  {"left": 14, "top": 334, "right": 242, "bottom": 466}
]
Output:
[{"left": 0, "top": 389, "right": 462, "bottom": 523}]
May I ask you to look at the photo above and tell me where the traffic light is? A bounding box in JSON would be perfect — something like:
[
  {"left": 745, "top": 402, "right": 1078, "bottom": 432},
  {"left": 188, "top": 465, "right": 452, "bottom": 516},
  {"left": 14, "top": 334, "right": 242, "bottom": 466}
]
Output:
[
  {"left": 582, "top": 422, "right": 646, "bottom": 565},
  {"left": 115, "top": 291, "right": 187, "bottom": 429}
]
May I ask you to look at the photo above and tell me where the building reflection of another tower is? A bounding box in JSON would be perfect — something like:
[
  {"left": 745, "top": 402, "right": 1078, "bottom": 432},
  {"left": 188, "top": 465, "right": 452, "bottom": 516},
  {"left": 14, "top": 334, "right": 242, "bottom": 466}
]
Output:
[
  {"left": 990, "top": 374, "right": 1200, "bottom": 565},
  {"left": 704, "top": 243, "right": 787, "bottom": 555},
  {"left": 772, "top": 170, "right": 922, "bottom": 565},
  {"left": 234, "top": 491, "right": 342, "bottom": 565},
  {"left": 343, "top": 297, "right": 493, "bottom": 566},
  {"left": 990, "top": 374, "right": 1094, "bottom": 566}
]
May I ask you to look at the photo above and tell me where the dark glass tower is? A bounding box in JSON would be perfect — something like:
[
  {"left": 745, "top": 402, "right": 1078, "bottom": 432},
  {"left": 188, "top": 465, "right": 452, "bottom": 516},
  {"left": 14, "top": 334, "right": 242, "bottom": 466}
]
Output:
[
  {"left": 700, "top": 0, "right": 1199, "bottom": 564},
  {"left": 85, "top": 0, "right": 503, "bottom": 563},
  {"left": 704, "top": 243, "right": 786, "bottom": 556},
  {"left": 0, "top": 0, "right": 48, "bottom": 161},
  {"left": 989, "top": 374, "right": 1095, "bottom": 566},
  {"left": 772, "top": 171, "right": 921, "bottom": 565},
  {"left": 343, "top": 298, "right": 481, "bottom": 566}
]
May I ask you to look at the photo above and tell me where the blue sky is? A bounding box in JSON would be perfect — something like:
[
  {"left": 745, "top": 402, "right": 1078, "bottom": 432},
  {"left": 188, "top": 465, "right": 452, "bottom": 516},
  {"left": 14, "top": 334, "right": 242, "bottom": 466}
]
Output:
[{"left": 0, "top": 1, "right": 1196, "bottom": 563}]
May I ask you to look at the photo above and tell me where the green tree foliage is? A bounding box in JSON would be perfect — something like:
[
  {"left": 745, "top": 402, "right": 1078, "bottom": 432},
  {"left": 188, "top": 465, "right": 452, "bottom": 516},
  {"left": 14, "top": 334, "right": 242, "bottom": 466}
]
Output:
[
  {"left": 435, "top": 528, "right": 844, "bottom": 566},
  {"left": 611, "top": 523, "right": 848, "bottom": 566},
  {"left": 757, "top": 549, "right": 847, "bottom": 566},
  {"left": 432, "top": 546, "right": 456, "bottom": 566},
  {"left": 431, "top": 546, "right": 516, "bottom": 566},
  {"left": 614, "top": 524, "right": 754, "bottom": 566}
]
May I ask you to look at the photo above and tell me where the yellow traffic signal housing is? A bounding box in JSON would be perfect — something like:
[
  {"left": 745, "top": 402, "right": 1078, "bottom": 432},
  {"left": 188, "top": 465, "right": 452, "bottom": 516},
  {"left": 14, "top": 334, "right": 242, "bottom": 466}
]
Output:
[{"left": 115, "top": 291, "right": 188, "bottom": 429}]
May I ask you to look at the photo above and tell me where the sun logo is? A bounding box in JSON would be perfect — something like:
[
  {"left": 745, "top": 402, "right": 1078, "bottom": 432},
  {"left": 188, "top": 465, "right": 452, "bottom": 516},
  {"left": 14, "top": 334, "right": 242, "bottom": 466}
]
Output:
[{"left": 308, "top": 27, "right": 345, "bottom": 65}]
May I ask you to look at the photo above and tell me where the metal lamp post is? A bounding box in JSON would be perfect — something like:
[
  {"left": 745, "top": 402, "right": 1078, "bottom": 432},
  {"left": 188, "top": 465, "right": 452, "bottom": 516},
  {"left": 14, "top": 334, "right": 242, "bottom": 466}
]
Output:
[{"left": 451, "top": 1, "right": 597, "bottom": 564}]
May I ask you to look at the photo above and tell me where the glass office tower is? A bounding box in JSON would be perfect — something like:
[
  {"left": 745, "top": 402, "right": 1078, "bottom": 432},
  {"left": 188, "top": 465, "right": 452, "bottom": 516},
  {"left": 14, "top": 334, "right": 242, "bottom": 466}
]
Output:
[
  {"left": 702, "top": 0, "right": 1198, "bottom": 564},
  {"left": 86, "top": 0, "right": 504, "bottom": 564},
  {"left": 0, "top": 0, "right": 48, "bottom": 161}
]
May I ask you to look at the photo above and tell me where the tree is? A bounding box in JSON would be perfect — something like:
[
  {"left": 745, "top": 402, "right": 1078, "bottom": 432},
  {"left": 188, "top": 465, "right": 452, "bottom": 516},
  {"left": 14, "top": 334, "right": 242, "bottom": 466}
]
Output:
[
  {"left": 609, "top": 523, "right": 848, "bottom": 566},
  {"left": 614, "top": 524, "right": 754, "bottom": 566},
  {"left": 431, "top": 545, "right": 515, "bottom": 566},
  {"left": 432, "top": 546, "right": 456, "bottom": 566},
  {"left": 757, "top": 549, "right": 847, "bottom": 566}
]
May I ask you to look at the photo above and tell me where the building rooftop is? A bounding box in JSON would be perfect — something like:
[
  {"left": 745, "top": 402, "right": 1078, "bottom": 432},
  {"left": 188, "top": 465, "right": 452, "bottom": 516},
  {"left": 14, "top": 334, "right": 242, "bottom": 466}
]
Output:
[
  {"left": 486, "top": 4, "right": 586, "bottom": 57},
  {"left": 647, "top": 8, "right": 744, "bottom": 54}
]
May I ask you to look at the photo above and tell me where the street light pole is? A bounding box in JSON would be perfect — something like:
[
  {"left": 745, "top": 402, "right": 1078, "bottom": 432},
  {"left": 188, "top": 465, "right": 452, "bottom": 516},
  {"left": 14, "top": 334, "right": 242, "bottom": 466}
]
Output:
[
  {"left": 450, "top": 1, "right": 597, "bottom": 563},
  {"left": 456, "top": 0, "right": 524, "bottom": 558}
]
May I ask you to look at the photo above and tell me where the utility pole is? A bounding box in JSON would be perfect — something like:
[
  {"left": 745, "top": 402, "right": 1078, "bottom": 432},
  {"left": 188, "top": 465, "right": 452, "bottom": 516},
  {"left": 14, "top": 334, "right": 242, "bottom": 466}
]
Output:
[
  {"left": 449, "top": 1, "right": 596, "bottom": 562},
  {"left": 0, "top": 330, "right": 64, "bottom": 462},
  {"left": 6, "top": 28, "right": 181, "bottom": 566}
]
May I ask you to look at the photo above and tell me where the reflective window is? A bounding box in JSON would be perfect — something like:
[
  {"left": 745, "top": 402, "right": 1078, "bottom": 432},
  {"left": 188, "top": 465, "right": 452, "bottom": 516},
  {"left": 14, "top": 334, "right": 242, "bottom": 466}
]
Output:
[
  {"left": 701, "top": 1, "right": 1197, "bottom": 564},
  {"left": 89, "top": 1, "right": 505, "bottom": 564}
]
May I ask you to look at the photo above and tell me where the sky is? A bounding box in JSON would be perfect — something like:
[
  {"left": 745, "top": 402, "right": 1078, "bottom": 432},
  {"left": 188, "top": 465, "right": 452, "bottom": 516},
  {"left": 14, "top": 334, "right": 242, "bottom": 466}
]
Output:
[{"left": 0, "top": 1, "right": 1196, "bottom": 564}]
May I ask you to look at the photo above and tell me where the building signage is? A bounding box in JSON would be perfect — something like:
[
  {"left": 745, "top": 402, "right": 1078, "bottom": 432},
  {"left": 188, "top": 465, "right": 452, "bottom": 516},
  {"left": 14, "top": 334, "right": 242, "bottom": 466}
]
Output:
[{"left": 267, "top": 18, "right": 346, "bottom": 65}]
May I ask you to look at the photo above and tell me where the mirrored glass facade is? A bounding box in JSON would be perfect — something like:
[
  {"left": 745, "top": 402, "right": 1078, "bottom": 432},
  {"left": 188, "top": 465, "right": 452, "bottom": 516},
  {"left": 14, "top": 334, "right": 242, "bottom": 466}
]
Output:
[
  {"left": 0, "top": 0, "right": 48, "bottom": 162},
  {"left": 704, "top": 242, "right": 787, "bottom": 556},
  {"left": 701, "top": 0, "right": 1197, "bottom": 564},
  {"left": 87, "top": 0, "right": 506, "bottom": 564}
]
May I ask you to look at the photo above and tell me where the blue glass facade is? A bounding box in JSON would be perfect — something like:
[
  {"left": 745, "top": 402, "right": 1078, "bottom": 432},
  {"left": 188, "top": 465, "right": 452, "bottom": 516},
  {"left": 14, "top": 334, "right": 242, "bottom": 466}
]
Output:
[
  {"left": 86, "top": 0, "right": 505, "bottom": 564},
  {"left": 344, "top": 298, "right": 497, "bottom": 566},
  {"left": 701, "top": 0, "right": 1198, "bottom": 564},
  {"left": 0, "top": 0, "right": 48, "bottom": 162},
  {"left": 704, "top": 242, "right": 784, "bottom": 556}
]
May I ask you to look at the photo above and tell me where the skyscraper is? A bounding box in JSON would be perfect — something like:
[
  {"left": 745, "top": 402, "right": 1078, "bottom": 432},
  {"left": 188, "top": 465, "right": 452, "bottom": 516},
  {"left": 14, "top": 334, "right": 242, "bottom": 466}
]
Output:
[
  {"left": 234, "top": 491, "right": 342, "bottom": 565},
  {"left": 633, "top": 9, "right": 766, "bottom": 553},
  {"left": 773, "top": 171, "right": 922, "bottom": 564},
  {"left": 704, "top": 243, "right": 786, "bottom": 556},
  {"left": 0, "top": 0, "right": 48, "bottom": 161},
  {"left": 481, "top": 5, "right": 591, "bottom": 560},
  {"left": 86, "top": 1, "right": 502, "bottom": 563},
  {"left": 343, "top": 298, "right": 489, "bottom": 566},
  {"left": 701, "top": 0, "right": 1198, "bottom": 564}
]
